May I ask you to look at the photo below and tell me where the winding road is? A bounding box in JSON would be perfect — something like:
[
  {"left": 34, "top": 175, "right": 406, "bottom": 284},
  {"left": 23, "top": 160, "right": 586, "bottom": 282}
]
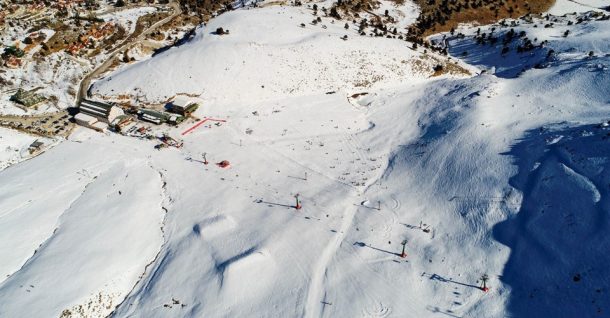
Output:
[{"left": 76, "top": 1, "right": 182, "bottom": 105}]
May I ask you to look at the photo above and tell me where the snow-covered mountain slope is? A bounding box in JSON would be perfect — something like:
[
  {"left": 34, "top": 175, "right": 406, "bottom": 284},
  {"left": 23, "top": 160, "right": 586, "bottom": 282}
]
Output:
[
  {"left": 430, "top": 11, "right": 609, "bottom": 78},
  {"left": 549, "top": 0, "right": 608, "bottom": 15},
  {"left": 91, "top": 5, "right": 469, "bottom": 104},
  {"left": 0, "top": 136, "right": 167, "bottom": 317},
  {"left": 0, "top": 127, "right": 52, "bottom": 170},
  {"left": 1, "top": 2, "right": 609, "bottom": 318},
  {"left": 495, "top": 122, "right": 610, "bottom": 317}
]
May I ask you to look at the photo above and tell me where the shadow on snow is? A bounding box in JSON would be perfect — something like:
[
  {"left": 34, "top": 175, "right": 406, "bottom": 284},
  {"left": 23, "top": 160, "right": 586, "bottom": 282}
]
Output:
[{"left": 494, "top": 123, "right": 610, "bottom": 317}]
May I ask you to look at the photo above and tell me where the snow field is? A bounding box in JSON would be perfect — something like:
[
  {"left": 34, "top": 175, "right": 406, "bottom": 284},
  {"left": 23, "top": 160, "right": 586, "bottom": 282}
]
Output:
[
  {"left": 0, "top": 132, "right": 166, "bottom": 317},
  {"left": 91, "top": 5, "right": 453, "bottom": 105},
  {"left": 0, "top": 127, "right": 50, "bottom": 170},
  {"left": 0, "top": 2, "right": 608, "bottom": 317}
]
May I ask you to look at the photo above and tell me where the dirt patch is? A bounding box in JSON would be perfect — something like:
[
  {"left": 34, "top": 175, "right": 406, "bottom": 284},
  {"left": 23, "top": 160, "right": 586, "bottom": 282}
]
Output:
[
  {"left": 135, "top": 11, "right": 171, "bottom": 36},
  {"left": 410, "top": 0, "right": 556, "bottom": 37},
  {"left": 410, "top": 54, "right": 471, "bottom": 77}
]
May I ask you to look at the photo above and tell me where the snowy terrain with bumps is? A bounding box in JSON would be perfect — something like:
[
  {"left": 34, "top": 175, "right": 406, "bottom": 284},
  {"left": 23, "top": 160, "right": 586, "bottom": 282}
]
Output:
[{"left": 0, "top": 0, "right": 609, "bottom": 317}]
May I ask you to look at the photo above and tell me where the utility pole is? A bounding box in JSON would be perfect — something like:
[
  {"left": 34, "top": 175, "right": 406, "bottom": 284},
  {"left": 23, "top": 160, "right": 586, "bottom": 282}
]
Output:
[
  {"left": 400, "top": 240, "right": 407, "bottom": 258},
  {"left": 202, "top": 152, "right": 208, "bottom": 165},
  {"left": 377, "top": 201, "right": 381, "bottom": 211},
  {"left": 295, "top": 194, "right": 302, "bottom": 210}
]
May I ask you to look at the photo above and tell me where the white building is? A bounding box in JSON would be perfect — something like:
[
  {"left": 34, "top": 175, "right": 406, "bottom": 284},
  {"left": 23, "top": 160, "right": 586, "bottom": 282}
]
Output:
[
  {"left": 74, "top": 112, "right": 108, "bottom": 132},
  {"left": 79, "top": 99, "right": 124, "bottom": 123}
]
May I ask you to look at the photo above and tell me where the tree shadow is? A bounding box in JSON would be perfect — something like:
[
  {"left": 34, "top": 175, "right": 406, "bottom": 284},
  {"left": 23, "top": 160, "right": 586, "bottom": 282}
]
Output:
[
  {"left": 401, "top": 223, "right": 420, "bottom": 229},
  {"left": 426, "top": 305, "right": 462, "bottom": 318},
  {"left": 493, "top": 123, "right": 610, "bottom": 317},
  {"left": 66, "top": 106, "right": 80, "bottom": 116},
  {"left": 152, "top": 27, "right": 198, "bottom": 57},
  {"left": 441, "top": 28, "right": 551, "bottom": 78}
]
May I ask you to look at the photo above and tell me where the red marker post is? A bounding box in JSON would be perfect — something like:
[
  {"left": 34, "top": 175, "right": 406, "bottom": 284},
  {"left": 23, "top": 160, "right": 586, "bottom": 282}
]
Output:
[
  {"left": 480, "top": 274, "right": 490, "bottom": 292},
  {"left": 400, "top": 240, "right": 408, "bottom": 258},
  {"left": 295, "top": 194, "right": 302, "bottom": 210}
]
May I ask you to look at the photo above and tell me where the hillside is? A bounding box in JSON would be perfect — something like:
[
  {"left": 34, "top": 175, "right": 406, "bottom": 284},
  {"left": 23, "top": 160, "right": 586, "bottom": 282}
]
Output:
[
  {"left": 0, "top": 0, "right": 609, "bottom": 317},
  {"left": 90, "top": 5, "right": 471, "bottom": 105}
]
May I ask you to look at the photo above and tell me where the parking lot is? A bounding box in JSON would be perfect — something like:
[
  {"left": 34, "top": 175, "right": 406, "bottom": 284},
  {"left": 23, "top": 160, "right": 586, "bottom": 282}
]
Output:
[{"left": 0, "top": 112, "right": 74, "bottom": 137}]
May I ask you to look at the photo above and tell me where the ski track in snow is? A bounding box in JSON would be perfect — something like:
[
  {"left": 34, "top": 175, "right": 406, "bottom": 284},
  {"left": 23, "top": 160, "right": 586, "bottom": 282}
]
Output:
[{"left": 305, "top": 203, "right": 358, "bottom": 318}]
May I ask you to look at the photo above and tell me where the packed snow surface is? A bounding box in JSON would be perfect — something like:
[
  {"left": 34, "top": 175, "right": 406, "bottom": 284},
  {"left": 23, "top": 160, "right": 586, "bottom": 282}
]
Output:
[
  {"left": 91, "top": 6, "right": 453, "bottom": 104},
  {"left": 549, "top": 0, "right": 609, "bottom": 15},
  {"left": 1, "top": 2, "right": 609, "bottom": 318},
  {"left": 0, "top": 127, "right": 49, "bottom": 170}
]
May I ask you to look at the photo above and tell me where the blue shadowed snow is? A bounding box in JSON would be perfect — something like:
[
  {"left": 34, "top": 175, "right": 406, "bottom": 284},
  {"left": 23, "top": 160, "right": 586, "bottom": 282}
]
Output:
[{"left": 495, "top": 123, "right": 610, "bottom": 317}]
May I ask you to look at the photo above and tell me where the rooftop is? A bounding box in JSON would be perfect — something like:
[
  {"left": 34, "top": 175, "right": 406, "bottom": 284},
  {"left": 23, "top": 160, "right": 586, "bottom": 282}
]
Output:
[
  {"left": 74, "top": 112, "right": 98, "bottom": 123},
  {"left": 172, "top": 96, "right": 194, "bottom": 108}
]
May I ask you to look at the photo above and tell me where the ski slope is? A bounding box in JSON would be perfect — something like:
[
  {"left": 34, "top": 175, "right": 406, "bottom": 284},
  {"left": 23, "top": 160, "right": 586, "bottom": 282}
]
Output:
[
  {"left": 0, "top": 127, "right": 51, "bottom": 170},
  {"left": 549, "top": 0, "right": 609, "bottom": 15},
  {"left": 90, "top": 5, "right": 466, "bottom": 104},
  {"left": 1, "top": 2, "right": 609, "bottom": 317}
]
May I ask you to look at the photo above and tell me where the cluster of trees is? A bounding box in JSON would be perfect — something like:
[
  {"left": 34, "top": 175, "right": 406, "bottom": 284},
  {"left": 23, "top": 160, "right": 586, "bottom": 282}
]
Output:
[
  {"left": 2, "top": 46, "right": 25, "bottom": 58},
  {"left": 177, "top": 0, "right": 235, "bottom": 19},
  {"left": 475, "top": 24, "right": 547, "bottom": 55},
  {"left": 327, "top": 0, "right": 377, "bottom": 21},
  {"left": 408, "top": 0, "right": 550, "bottom": 38}
]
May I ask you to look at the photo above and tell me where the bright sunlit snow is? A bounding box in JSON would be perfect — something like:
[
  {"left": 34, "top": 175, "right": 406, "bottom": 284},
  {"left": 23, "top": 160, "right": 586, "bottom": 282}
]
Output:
[{"left": 1, "top": 1, "right": 609, "bottom": 318}]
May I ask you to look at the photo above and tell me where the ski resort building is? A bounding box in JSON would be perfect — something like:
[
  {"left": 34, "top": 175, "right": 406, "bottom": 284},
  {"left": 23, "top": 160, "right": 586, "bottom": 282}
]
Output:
[
  {"left": 79, "top": 99, "right": 124, "bottom": 123},
  {"left": 74, "top": 112, "right": 107, "bottom": 132},
  {"left": 137, "top": 109, "right": 167, "bottom": 125},
  {"left": 110, "top": 115, "right": 135, "bottom": 133},
  {"left": 10, "top": 88, "right": 46, "bottom": 108},
  {"left": 170, "top": 96, "right": 198, "bottom": 116},
  {"left": 138, "top": 109, "right": 184, "bottom": 125},
  {"left": 28, "top": 140, "right": 43, "bottom": 153}
]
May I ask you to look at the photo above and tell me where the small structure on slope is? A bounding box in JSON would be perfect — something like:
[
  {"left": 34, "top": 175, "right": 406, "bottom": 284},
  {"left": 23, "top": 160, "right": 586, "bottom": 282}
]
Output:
[
  {"left": 138, "top": 109, "right": 167, "bottom": 125},
  {"left": 217, "top": 160, "right": 230, "bottom": 168},
  {"left": 110, "top": 115, "right": 135, "bottom": 133},
  {"left": 28, "top": 140, "right": 44, "bottom": 154},
  {"left": 138, "top": 109, "right": 184, "bottom": 125},
  {"left": 170, "top": 96, "right": 199, "bottom": 116}
]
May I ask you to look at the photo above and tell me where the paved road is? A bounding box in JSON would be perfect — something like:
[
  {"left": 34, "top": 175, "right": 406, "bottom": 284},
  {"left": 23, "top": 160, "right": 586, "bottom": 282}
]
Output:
[{"left": 76, "top": 1, "right": 181, "bottom": 106}]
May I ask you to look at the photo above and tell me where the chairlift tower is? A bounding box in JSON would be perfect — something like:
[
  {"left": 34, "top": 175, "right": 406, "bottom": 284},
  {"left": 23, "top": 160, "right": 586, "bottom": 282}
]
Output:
[
  {"left": 295, "top": 194, "right": 302, "bottom": 210},
  {"left": 480, "top": 274, "right": 490, "bottom": 292},
  {"left": 400, "top": 240, "right": 408, "bottom": 258}
]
